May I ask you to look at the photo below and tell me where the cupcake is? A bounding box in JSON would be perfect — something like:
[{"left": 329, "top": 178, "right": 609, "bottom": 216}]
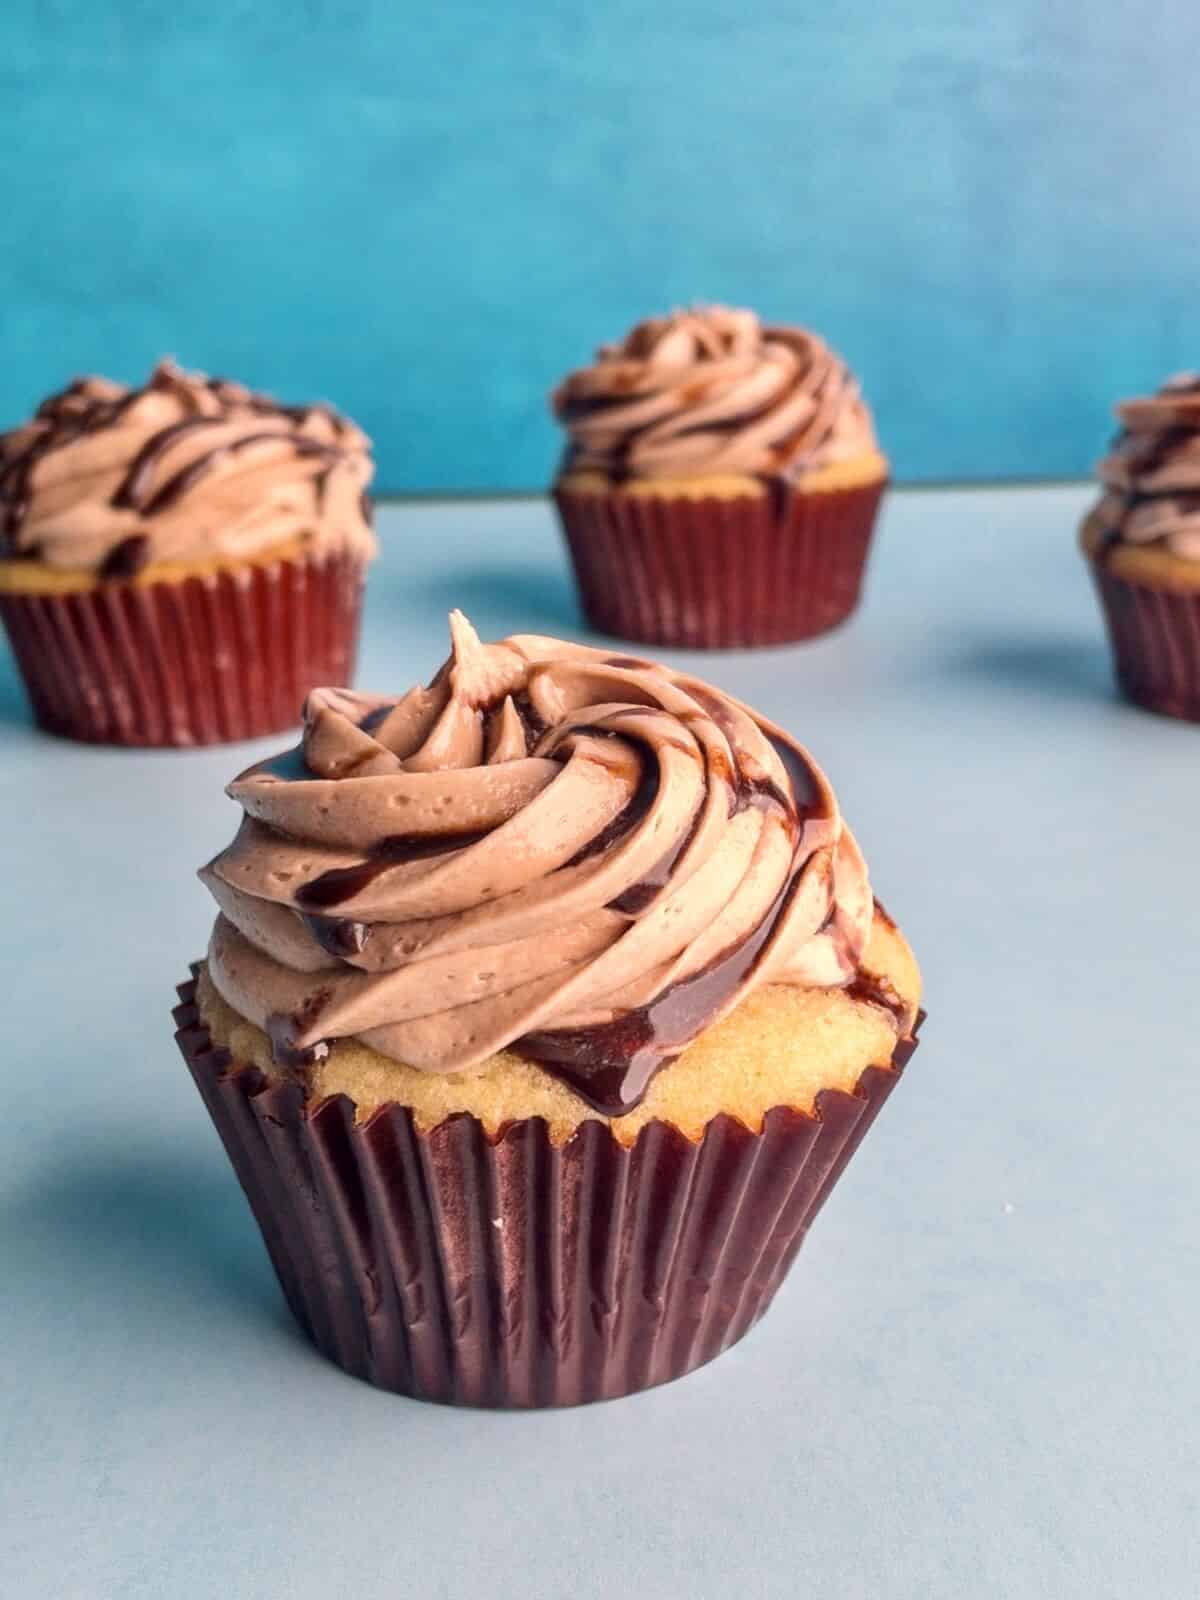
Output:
[
  {"left": 175, "top": 612, "right": 923, "bottom": 1407},
  {"left": 550, "top": 306, "right": 888, "bottom": 648},
  {"left": 1082, "top": 374, "right": 1200, "bottom": 721},
  {"left": 0, "top": 360, "right": 375, "bottom": 745}
]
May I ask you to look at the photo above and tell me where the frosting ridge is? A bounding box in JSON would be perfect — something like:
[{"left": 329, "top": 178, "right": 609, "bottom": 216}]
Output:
[
  {"left": 1095, "top": 373, "right": 1200, "bottom": 560},
  {"left": 551, "top": 305, "right": 880, "bottom": 485},
  {"left": 0, "top": 360, "right": 375, "bottom": 574},
  {"left": 201, "top": 615, "right": 879, "bottom": 1114}
]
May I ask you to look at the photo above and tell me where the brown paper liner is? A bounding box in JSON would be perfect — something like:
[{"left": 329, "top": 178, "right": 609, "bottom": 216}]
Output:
[
  {"left": 174, "top": 970, "right": 923, "bottom": 1408},
  {"left": 554, "top": 478, "right": 886, "bottom": 648},
  {"left": 0, "top": 546, "right": 366, "bottom": 746},
  {"left": 1090, "top": 562, "right": 1200, "bottom": 722}
]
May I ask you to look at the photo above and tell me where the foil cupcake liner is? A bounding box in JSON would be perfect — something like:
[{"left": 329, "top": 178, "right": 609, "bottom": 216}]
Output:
[
  {"left": 0, "top": 546, "right": 366, "bottom": 746},
  {"left": 175, "top": 969, "right": 923, "bottom": 1408},
  {"left": 554, "top": 478, "right": 886, "bottom": 649},
  {"left": 1090, "top": 563, "right": 1200, "bottom": 722}
]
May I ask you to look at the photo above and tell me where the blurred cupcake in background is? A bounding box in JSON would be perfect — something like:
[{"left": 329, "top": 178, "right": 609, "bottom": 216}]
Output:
[
  {"left": 550, "top": 306, "right": 888, "bottom": 648},
  {"left": 1082, "top": 374, "right": 1200, "bottom": 721},
  {"left": 0, "top": 360, "right": 375, "bottom": 746}
]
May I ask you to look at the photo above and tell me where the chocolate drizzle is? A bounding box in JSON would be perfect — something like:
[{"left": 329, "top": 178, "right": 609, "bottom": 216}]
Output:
[
  {"left": 301, "top": 913, "right": 368, "bottom": 959},
  {"left": 517, "top": 866, "right": 810, "bottom": 1113},
  {"left": 138, "top": 432, "right": 336, "bottom": 518},
  {"left": 555, "top": 392, "right": 635, "bottom": 422},
  {"left": 515, "top": 717, "right": 828, "bottom": 1111},
  {"left": 1112, "top": 425, "right": 1195, "bottom": 481},
  {"left": 681, "top": 690, "right": 820, "bottom": 819},
  {"left": 358, "top": 704, "right": 394, "bottom": 736},
  {"left": 110, "top": 417, "right": 215, "bottom": 510},
  {"left": 282, "top": 682, "right": 842, "bottom": 1112},
  {"left": 510, "top": 691, "right": 548, "bottom": 751},
  {"left": 98, "top": 534, "right": 150, "bottom": 581},
  {"left": 511, "top": 718, "right": 861, "bottom": 1111},
  {"left": 608, "top": 801, "right": 705, "bottom": 915},
  {"left": 1098, "top": 398, "right": 1200, "bottom": 561},
  {"left": 554, "top": 313, "right": 865, "bottom": 524},
  {"left": 0, "top": 359, "right": 366, "bottom": 562},
  {"left": 267, "top": 989, "right": 332, "bottom": 1073},
  {"left": 871, "top": 895, "right": 897, "bottom": 933},
  {"left": 764, "top": 731, "right": 820, "bottom": 814},
  {"left": 0, "top": 424, "right": 83, "bottom": 547},
  {"left": 758, "top": 473, "right": 795, "bottom": 525},
  {"left": 566, "top": 755, "right": 661, "bottom": 868},
  {"left": 843, "top": 972, "right": 908, "bottom": 1025},
  {"left": 296, "top": 828, "right": 491, "bottom": 909},
  {"left": 203, "top": 628, "right": 885, "bottom": 1122}
]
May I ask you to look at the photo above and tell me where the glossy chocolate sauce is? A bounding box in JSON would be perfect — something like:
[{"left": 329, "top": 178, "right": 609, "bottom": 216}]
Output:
[
  {"left": 98, "top": 534, "right": 151, "bottom": 581},
  {"left": 110, "top": 418, "right": 214, "bottom": 510},
  {"left": 758, "top": 474, "right": 795, "bottom": 524},
  {"left": 509, "top": 691, "right": 548, "bottom": 751},
  {"left": 556, "top": 393, "right": 634, "bottom": 422},
  {"left": 296, "top": 827, "right": 491, "bottom": 909},
  {"left": 608, "top": 800, "right": 705, "bottom": 915},
  {"left": 517, "top": 864, "right": 809, "bottom": 1113},
  {"left": 871, "top": 895, "right": 897, "bottom": 933},
  {"left": 566, "top": 756, "right": 660, "bottom": 868},
  {"left": 140, "top": 431, "right": 336, "bottom": 517},
  {"left": 843, "top": 972, "right": 908, "bottom": 1025},
  {"left": 557, "top": 353, "right": 836, "bottom": 523},
  {"left": 1, "top": 364, "right": 357, "bottom": 555},
  {"left": 1114, "top": 426, "right": 1194, "bottom": 480},
  {"left": 764, "top": 731, "right": 821, "bottom": 814},
  {"left": 301, "top": 913, "right": 368, "bottom": 960},
  {"left": 258, "top": 680, "right": 882, "bottom": 1111},
  {"left": 267, "top": 989, "right": 332, "bottom": 1073},
  {"left": 515, "top": 720, "right": 825, "bottom": 1111},
  {"left": 1, "top": 425, "right": 89, "bottom": 545},
  {"left": 3, "top": 377, "right": 163, "bottom": 542},
  {"left": 357, "top": 702, "right": 399, "bottom": 737},
  {"left": 683, "top": 684, "right": 820, "bottom": 819},
  {"left": 569, "top": 705, "right": 696, "bottom": 759}
]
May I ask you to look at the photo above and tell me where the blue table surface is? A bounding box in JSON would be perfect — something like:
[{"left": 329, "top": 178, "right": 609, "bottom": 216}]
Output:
[{"left": 2, "top": 488, "right": 1196, "bottom": 1600}]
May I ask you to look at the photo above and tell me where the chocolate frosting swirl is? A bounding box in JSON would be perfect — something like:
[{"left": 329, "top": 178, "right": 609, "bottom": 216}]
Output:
[
  {"left": 1095, "top": 373, "right": 1200, "bottom": 560},
  {"left": 0, "top": 360, "right": 375, "bottom": 575},
  {"left": 201, "top": 614, "right": 875, "bottom": 1115},
  {"left": 551, "top": 305, "right": 879, "bottom": 484}
]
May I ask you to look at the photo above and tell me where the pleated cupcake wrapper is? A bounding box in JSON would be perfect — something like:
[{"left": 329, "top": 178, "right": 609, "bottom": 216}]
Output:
[
  {"left": 554, "top": 478, "right": 886, "bottom": 649},
  {"left": 1090, "top": 562, "right": 1200, "bottom": 722},
  {"left": 0, "top": 546, "right": 366, "bottom": 746},
  {"left": 175, "top": 970, "right": 923, "bottom": 1408}
]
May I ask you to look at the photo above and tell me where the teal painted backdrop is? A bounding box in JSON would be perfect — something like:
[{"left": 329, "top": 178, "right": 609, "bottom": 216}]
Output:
[{"left": 3, "top": 2, "right": 1199, "bottom": 492}]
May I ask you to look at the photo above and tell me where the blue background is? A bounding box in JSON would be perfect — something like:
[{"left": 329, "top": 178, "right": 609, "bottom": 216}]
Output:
[{"left": 3, "top": 1, "right": 1199, "bottom": 493}]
